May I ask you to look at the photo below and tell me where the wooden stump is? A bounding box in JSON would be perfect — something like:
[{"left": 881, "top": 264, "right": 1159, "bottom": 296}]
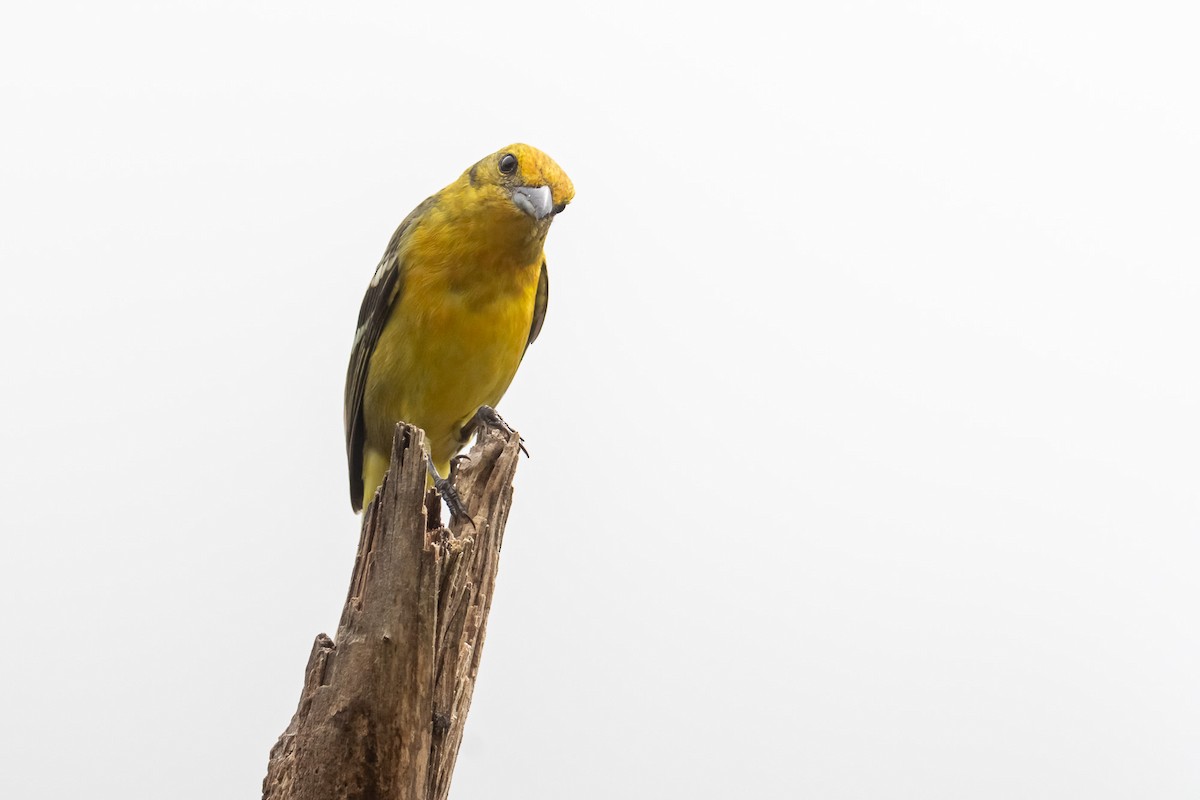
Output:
[{"left": 263, "top": 422, "right": 522, "bottom": 800}]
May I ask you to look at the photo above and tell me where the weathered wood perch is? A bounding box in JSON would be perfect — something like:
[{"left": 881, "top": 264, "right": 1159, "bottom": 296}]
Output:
[{"left": 263, "top": 422, "right": 522, "bottom": 800}]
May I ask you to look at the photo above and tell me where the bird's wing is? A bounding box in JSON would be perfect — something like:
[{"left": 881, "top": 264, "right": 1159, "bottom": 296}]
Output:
[
  {"left": 525, "top": 260, "right": 549, "bottom": 350},
  {"left": 344, "top": 196, "right": 435, "bottom": 510}
]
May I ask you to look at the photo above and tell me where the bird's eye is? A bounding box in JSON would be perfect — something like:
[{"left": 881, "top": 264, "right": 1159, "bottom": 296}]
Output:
[{"left": 499, "top": 153, "right": 518, "bottom": 175}]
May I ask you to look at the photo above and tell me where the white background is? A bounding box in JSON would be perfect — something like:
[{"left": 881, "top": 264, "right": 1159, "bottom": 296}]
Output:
[{"left": 2, "top": 2, "right": 1198, "bottom": 797}]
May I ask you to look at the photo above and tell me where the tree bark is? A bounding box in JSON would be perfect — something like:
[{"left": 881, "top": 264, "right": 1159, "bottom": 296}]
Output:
[{"left": 263, "top": 422, "right": 521, "bottom": 800}]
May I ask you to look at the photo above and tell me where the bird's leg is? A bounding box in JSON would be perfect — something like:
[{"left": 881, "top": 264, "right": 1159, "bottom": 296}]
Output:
[
  {"left": 461, "top": 404, "right": 529, "bottom": 457},
  {"left": 426, "top": 453, "right": 471, "bottom": 524}
]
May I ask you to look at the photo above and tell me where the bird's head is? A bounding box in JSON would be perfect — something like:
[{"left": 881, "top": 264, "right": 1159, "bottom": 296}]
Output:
[{"left": 464, "top": 143, "right": 574, "bottom": 231}]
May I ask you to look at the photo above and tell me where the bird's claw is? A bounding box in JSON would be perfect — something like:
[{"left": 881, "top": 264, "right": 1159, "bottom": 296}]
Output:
[
  {"left": 426, "top": 453, "right": 470, "bottom": 524},
  {"left": 448, "top": 454, "right": 471, "bottom": 479},
  {"left": 467, "top": 405, "right": 529, "bottom": 457},
  {"left": 435, "top": 477, "right": 470, "bottom": 524}
]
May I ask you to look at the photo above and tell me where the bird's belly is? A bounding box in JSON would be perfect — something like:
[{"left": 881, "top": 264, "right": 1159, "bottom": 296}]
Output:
[{"left": 363, "top": 279, "right": 535, "bottom": 467}]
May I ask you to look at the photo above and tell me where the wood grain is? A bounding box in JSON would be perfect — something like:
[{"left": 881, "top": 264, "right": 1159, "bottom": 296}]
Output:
[{"left": 263, "top": 422, "right": 521, "bottom": 800}]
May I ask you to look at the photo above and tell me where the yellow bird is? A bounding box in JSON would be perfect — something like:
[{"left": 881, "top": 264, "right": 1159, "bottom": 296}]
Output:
[{"left": 344, "top": 144, "right": 574, "bottom": 512}]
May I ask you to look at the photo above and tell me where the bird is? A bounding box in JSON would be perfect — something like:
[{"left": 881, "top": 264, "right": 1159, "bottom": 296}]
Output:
[{"left": 344, "top": 143, "right": 574, "bottom": 513}]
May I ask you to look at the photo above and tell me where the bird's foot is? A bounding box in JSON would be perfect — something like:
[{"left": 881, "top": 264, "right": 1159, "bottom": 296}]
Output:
[
  {"left": 463, "top": 404, "right": 529, "bottom": 457},
  {"left": 426, "top": 453, "right": 471, "bottom": 524}
]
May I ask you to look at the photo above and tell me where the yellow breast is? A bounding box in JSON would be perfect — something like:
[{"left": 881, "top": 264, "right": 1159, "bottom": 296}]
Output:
[{"left": 362, "top": 204, "right": 542, "bottom": 476}]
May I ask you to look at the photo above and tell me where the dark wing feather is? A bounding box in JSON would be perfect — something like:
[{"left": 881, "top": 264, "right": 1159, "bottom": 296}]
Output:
[
  {"left": 344, "top": 196, "right": 435, "bottom": 510},
  {"left": 525, "top": 260, "right": 549, "bottom": 351}
]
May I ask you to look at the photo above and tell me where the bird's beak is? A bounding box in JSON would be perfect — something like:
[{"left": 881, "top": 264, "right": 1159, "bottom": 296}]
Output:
[{"left": 511, "top": 185, "right": 555, "bottom": 220}]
